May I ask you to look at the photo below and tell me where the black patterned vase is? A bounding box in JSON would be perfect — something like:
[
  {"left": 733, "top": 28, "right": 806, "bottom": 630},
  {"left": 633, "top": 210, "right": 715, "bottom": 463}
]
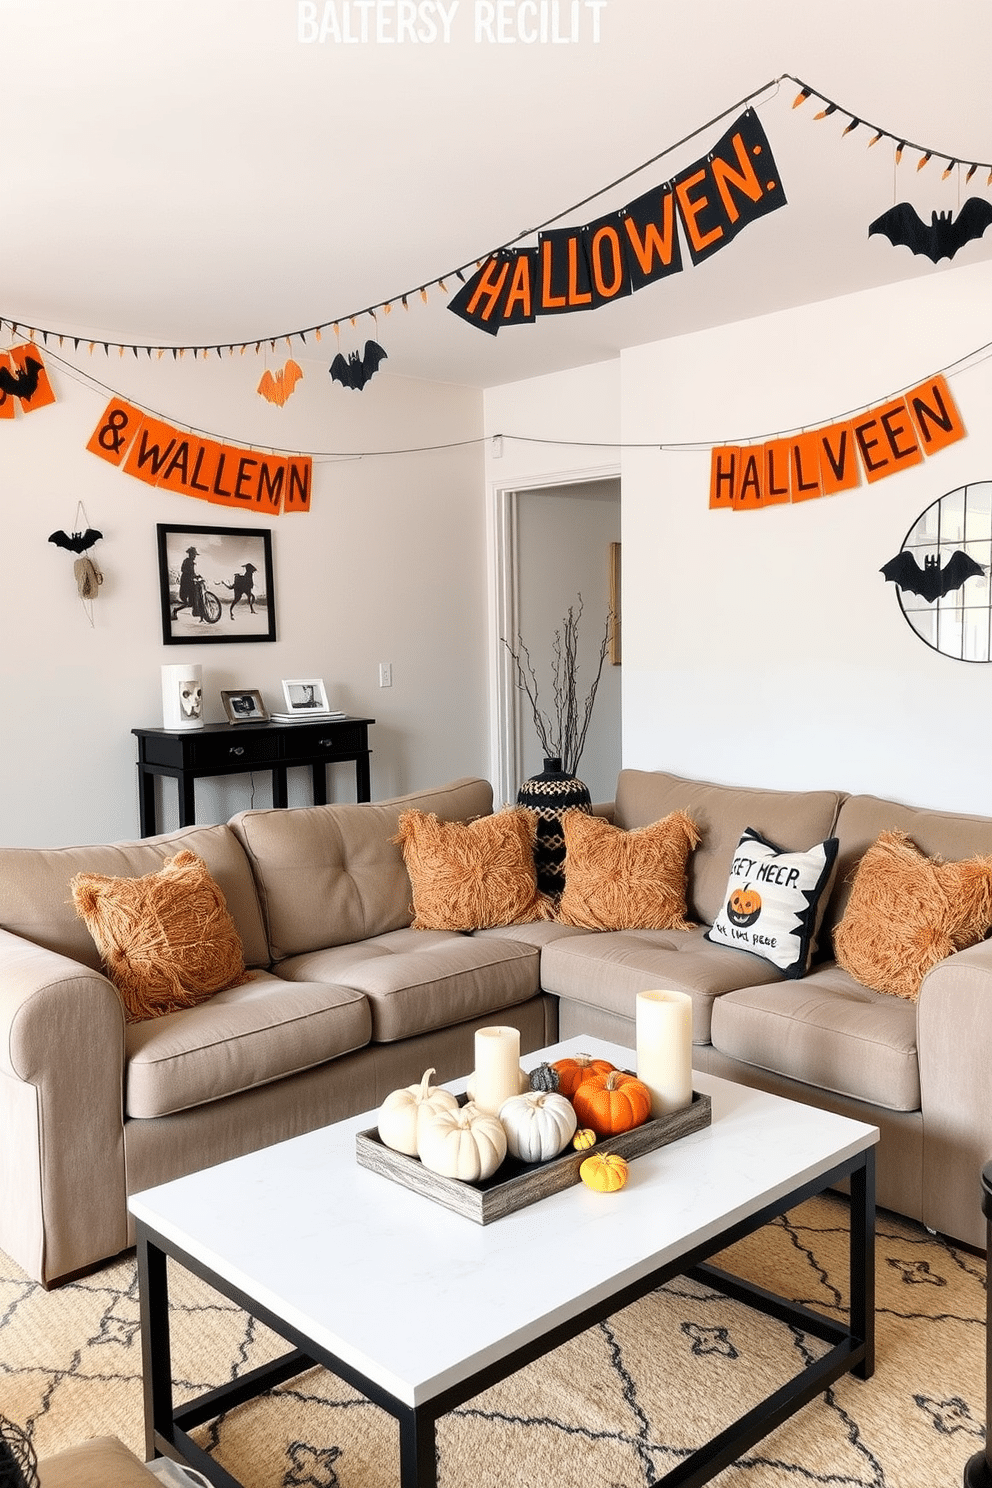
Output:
[{"left": 516, "top": 757, "right": 592, "bottom": 897}]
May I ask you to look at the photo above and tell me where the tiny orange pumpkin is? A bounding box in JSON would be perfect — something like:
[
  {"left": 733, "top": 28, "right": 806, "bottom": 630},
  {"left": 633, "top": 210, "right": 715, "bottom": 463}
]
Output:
[
  {"left": 572, "top": 1126, "right": 597, "bottom": 1151},
  {"left": 552, "top": 1052, "right": 616, "bottom": 1099},
  {"left": 579, "top": 1151, "right": 629, "bottom": 1192},
  {"left": 572, "top": 1069, "right": 652, "bottom": 1137}
]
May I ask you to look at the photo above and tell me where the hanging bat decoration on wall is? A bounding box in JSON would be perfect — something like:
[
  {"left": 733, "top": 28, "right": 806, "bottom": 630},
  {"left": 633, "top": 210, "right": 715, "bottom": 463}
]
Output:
[
  {"left": 48, "top": 527, "right": 103, "bottom": 553},
  {"left": 257, "top": 359, "right": 303, "bottom": 407},
  {"left": 881, "top": 549, "right": 985, "bottom": 603},
  {"left": 0, "top": 354, "right": 43, "bottom": 400},
  {"left": 869, "top": 198, "right": 992, "bottom": 264},
  {"left": 329, "top": 340, "right": 387, "bottom": 392}
]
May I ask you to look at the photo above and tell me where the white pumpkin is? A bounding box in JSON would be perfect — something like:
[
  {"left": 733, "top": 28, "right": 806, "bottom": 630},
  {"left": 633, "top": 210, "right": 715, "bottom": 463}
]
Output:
[
  {"left": 417, "top": 1102, "right": 507, "bottom": 1182},
  {"left": 377, "top": 1068, "right": 459, "bottom": 1156},
  {"left": 498, "top": 1090, "right": 577, "bottom": 1163}
]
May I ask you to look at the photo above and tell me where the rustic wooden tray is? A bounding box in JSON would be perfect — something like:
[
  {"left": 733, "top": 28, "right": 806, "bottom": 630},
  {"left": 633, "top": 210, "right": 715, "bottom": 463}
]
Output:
[{"left": 355, "top": 1089, "right": 712, "bottom": 1224}]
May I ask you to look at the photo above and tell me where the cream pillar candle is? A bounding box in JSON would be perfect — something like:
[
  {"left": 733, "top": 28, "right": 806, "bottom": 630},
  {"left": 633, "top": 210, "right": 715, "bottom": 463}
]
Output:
[
  {"left": 472, "top": 1026, "right": 521, "bottom": 1115},
  {"left": 635, "top": 990, "right": 693, "bottom": 1116}
]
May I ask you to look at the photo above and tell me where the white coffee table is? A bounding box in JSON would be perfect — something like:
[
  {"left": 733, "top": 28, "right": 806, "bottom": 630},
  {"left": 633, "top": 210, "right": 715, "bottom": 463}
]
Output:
[{"left": 129, "top": 1036, "right": 877, "bottom": 1488}]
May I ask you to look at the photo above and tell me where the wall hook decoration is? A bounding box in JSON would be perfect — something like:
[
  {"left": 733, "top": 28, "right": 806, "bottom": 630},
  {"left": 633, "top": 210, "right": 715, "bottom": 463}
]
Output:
[{"left": 49, "top": 503, "right": 103, "bottom": 624}]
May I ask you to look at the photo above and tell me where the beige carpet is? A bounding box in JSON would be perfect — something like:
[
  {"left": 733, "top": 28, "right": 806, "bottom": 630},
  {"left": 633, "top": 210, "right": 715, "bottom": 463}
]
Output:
[{"left": 0, "top": 1194, "right": 986, "bottom": 1486}]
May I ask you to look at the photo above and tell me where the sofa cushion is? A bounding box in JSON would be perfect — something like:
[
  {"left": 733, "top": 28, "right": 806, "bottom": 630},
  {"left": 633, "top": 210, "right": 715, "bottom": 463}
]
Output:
[
  {"left": 833, "top": 829, "right": 992, "bottom": 1000},
  {"left": 826, "top": 792, "right": 992, "bottom": 935},
  {"left": 556, "top": 809, "right": 700, "bottom": 930},
  {"left": 613, "top": 770, "right": 844, "bottom": 927},
  {"left": 71, "top": 850, "right": 250, "bottom": 1022},
  {"left": 39, "top": 1436, "right": 158, "bottom": 1488},
  {"left": 0, "top": 822, "right": 269, "bottom": 972},
  {"left": 705, "top": 828, "right": 838, "bottom": 979},
  {"left": 274, "top": 928, "right": 540, "bottom": 1042},
  {"left": 710, "top": 964, "right": 921, "bottom": 1111},
  {"left": 540, "top": 926, "right": 787, "bottom": 1045},
  {"left": 393, "top": 807, "right": 551, "bottom": 929},
  {"left": 230, "top": 777, "right": 495, "bottom": 960},
  {"left": 125, "top": 971, "right": 371, "bottom": 1117}
]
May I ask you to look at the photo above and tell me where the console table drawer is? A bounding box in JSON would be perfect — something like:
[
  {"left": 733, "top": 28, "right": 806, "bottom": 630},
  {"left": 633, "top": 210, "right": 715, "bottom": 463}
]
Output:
[
  {"left": 187, "top": 731, "right": 283, "bottom": 767},
  {"left": 279, "top": 724, "right": 366, "bottom": 756}
]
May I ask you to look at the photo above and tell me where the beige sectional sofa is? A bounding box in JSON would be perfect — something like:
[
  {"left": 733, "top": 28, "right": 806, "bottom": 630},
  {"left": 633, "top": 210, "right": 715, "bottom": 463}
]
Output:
[{"left": 1, "top": 768, "right": 990, "bottom": 1287}]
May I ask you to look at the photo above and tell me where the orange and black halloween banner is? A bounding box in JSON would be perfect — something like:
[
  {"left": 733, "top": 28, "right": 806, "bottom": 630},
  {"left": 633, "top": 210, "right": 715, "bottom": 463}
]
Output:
[
  {"left": 708, "top": 375, "right": 966, "bottom": 511},
  {"left": 0, "top": 344, "right": 56, "bottom": 418},
  {"left": 449, "top": 108, "right": 786, "bottom": 335},
  {"left": 87, "top": 400, "right": 312, "bottom": 513}
]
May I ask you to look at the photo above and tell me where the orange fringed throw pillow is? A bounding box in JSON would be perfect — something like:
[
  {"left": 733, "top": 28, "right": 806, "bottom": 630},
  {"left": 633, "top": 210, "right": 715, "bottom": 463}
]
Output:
[
  {"left": 834, "top": 829, "right": 992, "bottom": 1001},
  {"left": 71, "top": 849, "right": 249, "bottom": 1021},
  {"left": 394, "top": 808, "right": 553, "bottom": 930},
  {"left": 556, "top": 809, "right": 701, "bottom": 931}
]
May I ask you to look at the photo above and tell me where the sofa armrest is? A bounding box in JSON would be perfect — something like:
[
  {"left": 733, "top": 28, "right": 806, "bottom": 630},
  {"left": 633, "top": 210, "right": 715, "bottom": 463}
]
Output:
[
  {"left": 917, "top": 938, "right": 992, "bottom": 1246},
  {"left": 0, "top": 928, "right": 128, "bottom": 1284}
]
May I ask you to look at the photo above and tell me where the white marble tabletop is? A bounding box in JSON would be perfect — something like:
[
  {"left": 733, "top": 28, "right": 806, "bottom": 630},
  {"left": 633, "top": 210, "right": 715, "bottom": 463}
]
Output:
[{"left": 129, "top": 1036, "right": 878, "bottom": 1409}]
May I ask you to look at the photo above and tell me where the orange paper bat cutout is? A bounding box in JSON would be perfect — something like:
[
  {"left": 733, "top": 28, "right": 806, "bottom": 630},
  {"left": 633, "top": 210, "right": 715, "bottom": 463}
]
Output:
[{"left": 257, "top": 359, "right": 303, "bottom": 407}]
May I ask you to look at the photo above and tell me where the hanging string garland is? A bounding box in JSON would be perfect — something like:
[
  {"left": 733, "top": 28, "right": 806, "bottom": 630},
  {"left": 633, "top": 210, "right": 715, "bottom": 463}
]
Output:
[{"left": 10, "top": 70, "right": 989, "bottom": 360}]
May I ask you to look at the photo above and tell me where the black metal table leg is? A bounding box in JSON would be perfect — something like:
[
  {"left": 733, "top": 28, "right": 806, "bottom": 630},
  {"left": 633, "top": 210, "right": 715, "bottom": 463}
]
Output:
[
  {"left": 399, "top": 1407, "right": 438, "bottom": 1488},
  {"left": 850, "top": 1145, "right": 876, "bottom": 1379}
]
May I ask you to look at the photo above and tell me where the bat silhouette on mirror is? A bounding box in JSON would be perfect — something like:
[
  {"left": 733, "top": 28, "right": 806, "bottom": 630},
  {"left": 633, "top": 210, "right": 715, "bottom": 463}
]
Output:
[
  {"left": 0, "top": 355, "right": 43, "bottom": 400},
  {"left": 48, "top": 528, "right": 103, "bottom": 554},
  {"left": 881, "top": 549, "right": 985, "bottom": 603},
  {"left": 329, "top": 340, "right": 387, "bottom": 391},
  {"left": 869, "top": 198, "right": 992, "bottom": 264}
]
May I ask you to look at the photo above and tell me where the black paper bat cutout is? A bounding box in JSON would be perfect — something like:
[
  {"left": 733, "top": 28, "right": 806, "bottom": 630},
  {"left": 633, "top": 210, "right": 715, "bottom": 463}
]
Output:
[
  {"left": 0, "top": 355, "right": 43, "bottom": 400},
  {"left": 48, "top": 528, "right": 103, "bottom": 553},
  {"left": 329, "top": 340, "right": 387, "bottom": 391},
  {"left": 868, "top": 198, "right": 992, "bottom": 264},
  {"left": 881, "top": 549, "right": 984, "bottom": 603}
]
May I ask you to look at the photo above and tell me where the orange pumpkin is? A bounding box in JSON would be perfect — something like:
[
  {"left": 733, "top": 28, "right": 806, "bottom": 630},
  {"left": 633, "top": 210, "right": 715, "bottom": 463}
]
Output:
[
  {"left": 572, "top": 1070, "right": 652, "bottom": 1137},
  {"left": 727, "top": 883, "right": 762, "bottom": 928},
  {"left": 552, "top": 1053, "right": 616, "bottom": 1100}
]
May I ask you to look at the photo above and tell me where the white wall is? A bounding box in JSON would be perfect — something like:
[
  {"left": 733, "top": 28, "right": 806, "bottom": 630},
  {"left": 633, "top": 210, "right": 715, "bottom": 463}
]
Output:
[
  {"left": 484, "top": 260, "right": 992, "bottom": 818},
  {"left": 1, "top": 349, "right": 485, "bottom": 845},
  {"left": 621, "top": 258, "right": 992, "bottom": 815}
]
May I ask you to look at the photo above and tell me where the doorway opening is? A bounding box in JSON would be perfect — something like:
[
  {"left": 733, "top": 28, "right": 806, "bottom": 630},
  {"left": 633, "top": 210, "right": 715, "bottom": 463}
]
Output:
[{"left": 490, "top": 472, "right": 621, "bottom": 807}]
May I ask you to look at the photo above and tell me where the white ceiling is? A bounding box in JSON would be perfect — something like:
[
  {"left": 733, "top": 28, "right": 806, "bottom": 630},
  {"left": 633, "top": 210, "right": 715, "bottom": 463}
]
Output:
[{"left": 5, "top": 0, "right": 992, "bottom": 389}]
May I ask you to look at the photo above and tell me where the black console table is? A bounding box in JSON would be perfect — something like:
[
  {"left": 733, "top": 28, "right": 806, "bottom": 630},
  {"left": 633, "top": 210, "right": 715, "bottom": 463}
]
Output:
[{"left": 132, "top": 717, "right": 374, "bottom": 837}]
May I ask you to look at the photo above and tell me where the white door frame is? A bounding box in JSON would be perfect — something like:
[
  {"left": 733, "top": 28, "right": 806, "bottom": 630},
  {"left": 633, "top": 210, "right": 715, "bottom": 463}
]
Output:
[{"left": 487, "top": 463, "right": 621, "bottom": 807}]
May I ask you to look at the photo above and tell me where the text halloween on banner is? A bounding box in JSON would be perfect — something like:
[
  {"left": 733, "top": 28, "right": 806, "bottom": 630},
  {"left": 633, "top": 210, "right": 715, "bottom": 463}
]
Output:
[
  {"left": 87, "top": 400, "right": 312, "bottom": 513},
  {"left": 448, "top": 108, "right": 786, "bottom": 335},
  {"left": 708, "top": 376, "right": 966, "bottom": 511}
]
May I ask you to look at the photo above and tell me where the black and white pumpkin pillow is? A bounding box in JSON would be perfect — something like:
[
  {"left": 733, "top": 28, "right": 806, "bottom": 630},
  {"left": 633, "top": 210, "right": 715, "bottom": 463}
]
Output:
[{"left": 705, "top": 827, "right": 839, "bottom": 979}]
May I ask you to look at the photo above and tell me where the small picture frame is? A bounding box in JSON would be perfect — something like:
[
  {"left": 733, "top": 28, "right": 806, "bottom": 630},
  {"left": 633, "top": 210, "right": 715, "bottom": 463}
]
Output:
[
  {"left": 221, "top": 688, "right": 268, "bottom": 724},
  {"left": 281, "top": 678, "right": 330, "bottom": 714}
]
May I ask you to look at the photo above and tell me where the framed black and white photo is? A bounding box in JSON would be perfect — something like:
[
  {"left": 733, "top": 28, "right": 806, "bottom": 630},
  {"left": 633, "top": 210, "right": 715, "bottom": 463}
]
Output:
[
  {"left": 281, "top": 678, "right": 330, "bottom": 713},
  {"left": 221, "top": 688, "right": 268, "bottom": 724},
  {"left": 157, "top": 524, "right": 276, "bottom": 645}
]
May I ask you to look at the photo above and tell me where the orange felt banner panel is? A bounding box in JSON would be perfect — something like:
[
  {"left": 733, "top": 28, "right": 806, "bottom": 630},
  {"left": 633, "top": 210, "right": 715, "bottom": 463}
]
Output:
[
  {"left": 905, "top": 374, "right": 966, "bottom": 454},
  {"left": 0, "top": 354, "right": 15, "bottom": 420},
  {"left": 817, "top": 422, "right": 861, "bottom": 496},
  {"left": 711, "top": 375, "right": 965, "bottom": 511},
  {"left": 86, "top": 400, "right": 145, "bottom": 465},
  {"left": 6, "top": 343, "right": 56, "bottom": 410},
  {"left": 789, "top": 432, "right": 822, "bottom": 502},
  {"left": 87, "top": 403, "right": 310, "bottom": 513},
  {"left": 709, "top": 447, "right": 739, "bottom": 509}
]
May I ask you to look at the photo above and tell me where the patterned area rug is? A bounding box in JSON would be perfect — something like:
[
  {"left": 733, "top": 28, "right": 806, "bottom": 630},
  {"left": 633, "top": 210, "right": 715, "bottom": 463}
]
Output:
[{"left": 0, "top": 1194, "right": 986, "bottom": 1486}]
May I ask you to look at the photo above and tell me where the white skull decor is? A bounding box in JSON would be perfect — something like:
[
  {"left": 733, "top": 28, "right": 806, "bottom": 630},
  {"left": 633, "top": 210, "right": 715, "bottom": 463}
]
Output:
[
  {"left": 162, "top": 663, "right": 205, "bottom": 729},
  {"left": 179, "top": 680, "right": 202, "bottom": 719}
]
